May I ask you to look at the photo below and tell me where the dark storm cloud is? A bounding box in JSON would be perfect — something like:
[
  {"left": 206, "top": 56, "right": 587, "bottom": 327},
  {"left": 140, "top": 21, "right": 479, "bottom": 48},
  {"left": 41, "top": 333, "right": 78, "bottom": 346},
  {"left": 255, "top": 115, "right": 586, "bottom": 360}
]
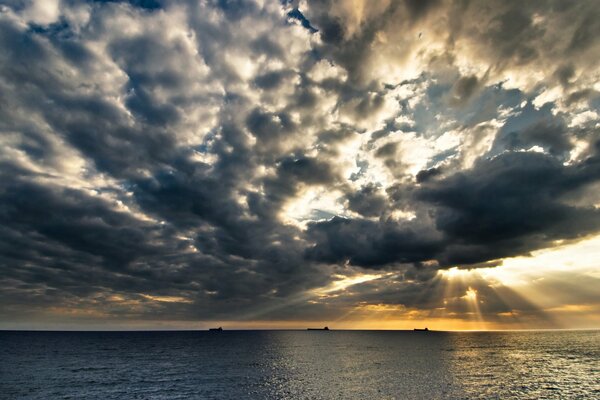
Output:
[
  {"left": 307, "top": 150, "right": 600, "bottom": 268},
  {"left": 344, "top": 184, "right": 387, "bottom": 217},
  {"left": 245, "top": 108, "right": 298, "bottom": 149},
  {"left": 416, "top": 167, "right": 443, "bottom": 183},
  {"left": 306, "top": 216, "right": 444, "bottom": 268},
  {"left": 420, "top": 151, "right": 600, "bottom": 265},
  {"left": 0, "top": 170, "right": 200, "bottom": 298}
]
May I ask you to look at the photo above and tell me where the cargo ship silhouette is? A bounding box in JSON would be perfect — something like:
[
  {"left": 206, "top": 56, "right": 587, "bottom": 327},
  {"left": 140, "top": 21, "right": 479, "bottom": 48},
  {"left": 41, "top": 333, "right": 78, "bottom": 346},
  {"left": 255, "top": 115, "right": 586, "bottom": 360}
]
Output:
[{"left": 307, "top": 326, "right": 329, "bottom": 331}]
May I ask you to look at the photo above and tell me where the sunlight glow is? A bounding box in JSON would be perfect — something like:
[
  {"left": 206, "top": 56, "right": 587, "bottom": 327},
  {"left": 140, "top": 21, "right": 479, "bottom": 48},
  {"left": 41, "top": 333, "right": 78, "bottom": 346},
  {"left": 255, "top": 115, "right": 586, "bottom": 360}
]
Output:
[
  {"left": 315, "top": 273, "right": 388, "bottom": 295},
  {"left": 479, "top": 234, "right": 600, "bottom": 285},
  {"left": 439, "top": 267, "right": 474, "bottom": 280},
  {"left": 280, "top": 187, "right": 346, "bottom": 227},
  {"left": 140, "top": 294, "right": 192, "bottom": 303},
  {"left": 462, "top": 287, "right": 478, "bottom": 301},
  {"left": 431, "top": 234, "right": 600, "bottom": 329}
]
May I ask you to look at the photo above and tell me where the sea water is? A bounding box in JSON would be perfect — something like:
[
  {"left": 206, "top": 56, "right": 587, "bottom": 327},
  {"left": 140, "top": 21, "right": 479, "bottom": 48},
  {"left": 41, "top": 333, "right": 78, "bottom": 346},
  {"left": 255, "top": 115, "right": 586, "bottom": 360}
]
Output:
[{"left": 1, "top": 330, "right": 598, "bottom": 399}]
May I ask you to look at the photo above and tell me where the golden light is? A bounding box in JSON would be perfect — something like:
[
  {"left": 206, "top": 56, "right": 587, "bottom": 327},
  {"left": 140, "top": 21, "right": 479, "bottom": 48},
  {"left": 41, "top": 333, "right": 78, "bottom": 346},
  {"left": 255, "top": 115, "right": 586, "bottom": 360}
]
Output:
[
  {"left": 140, "top": 294, "right": 192, "bottom": 303},
  {"left": 314, "top": 273, "right": 390, "bottom": 296},
  {"left": 463, "top": 287, "right": 478, "bottom": 301},
  {"left": 439, "top": 267, "right": 474, "bottom": 280}
]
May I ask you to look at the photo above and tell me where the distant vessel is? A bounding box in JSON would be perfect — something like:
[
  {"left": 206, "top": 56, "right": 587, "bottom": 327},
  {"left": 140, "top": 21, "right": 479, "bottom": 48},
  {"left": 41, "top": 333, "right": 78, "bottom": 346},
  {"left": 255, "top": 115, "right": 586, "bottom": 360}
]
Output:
[
  {"left": 414, "top": 327, "right": 429, "bottom": 331},
  {"left": 307, "top": 326, "right": 329, "bottom": 331},
  {"left": 209, "top": 327, "right": 223, "bottom": 331}
]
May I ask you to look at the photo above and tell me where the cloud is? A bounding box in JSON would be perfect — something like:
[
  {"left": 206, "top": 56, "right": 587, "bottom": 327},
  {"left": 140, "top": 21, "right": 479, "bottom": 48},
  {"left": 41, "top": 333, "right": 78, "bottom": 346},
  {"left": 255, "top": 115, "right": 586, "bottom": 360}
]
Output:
[
  {"left": 0, "top": 0, "right": 599, "bottom": 327},
  {"left": 419, "top": 150, "right": 600, "bottom": 265}
]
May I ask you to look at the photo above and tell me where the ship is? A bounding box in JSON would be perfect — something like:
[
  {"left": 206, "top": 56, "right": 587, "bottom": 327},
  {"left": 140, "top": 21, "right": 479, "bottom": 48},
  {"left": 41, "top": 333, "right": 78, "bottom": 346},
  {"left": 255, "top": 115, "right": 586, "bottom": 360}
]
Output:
[
  {"left": 307, "top": 326, "right": 329, "bottom": 331},
  {"left": 209, "top": 327, "right": 223, "bottom": 331},
  {"left": 414, "top": 327, "right": 429, "bottom": 331}
]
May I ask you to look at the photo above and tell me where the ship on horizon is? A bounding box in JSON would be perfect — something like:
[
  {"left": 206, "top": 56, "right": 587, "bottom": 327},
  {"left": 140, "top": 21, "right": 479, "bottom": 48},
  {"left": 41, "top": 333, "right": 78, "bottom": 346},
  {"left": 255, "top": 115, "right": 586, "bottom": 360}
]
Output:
[
  {"left": 307, "top": 326, "right": 329, "bottom": 331},
  {"left": 209, "top": 327, "right": 223, "bottom": 331},
  {"left": 414, "top": 327, "right": 429, "bottom": 332}
]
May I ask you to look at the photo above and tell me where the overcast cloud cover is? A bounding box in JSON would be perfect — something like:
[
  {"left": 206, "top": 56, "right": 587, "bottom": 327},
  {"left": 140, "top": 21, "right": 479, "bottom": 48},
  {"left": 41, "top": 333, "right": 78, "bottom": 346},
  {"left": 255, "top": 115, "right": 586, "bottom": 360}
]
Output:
[{"left": 1, "top": 0, "right": 600, "bottom": 328}]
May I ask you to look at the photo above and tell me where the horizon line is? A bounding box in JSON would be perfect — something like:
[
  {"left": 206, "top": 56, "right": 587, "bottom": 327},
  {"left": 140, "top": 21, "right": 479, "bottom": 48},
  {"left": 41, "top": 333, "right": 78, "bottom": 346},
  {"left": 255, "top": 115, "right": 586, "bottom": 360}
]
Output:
[{"left": 1, "top": 328, "right": 598, "bottom": 332}]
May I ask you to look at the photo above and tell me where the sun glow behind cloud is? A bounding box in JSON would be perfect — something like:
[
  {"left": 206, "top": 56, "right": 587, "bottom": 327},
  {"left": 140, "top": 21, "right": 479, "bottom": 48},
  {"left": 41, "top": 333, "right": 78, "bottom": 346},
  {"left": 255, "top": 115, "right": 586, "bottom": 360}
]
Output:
[
  {"left": 433, "top": 235, "right": 600, "bottom": 329},
  {"left": 314, "top": 273, "right": 390, "bottom": 296},
  {"left": 293, "top": 235, "right": 600, "bottom": 331}
]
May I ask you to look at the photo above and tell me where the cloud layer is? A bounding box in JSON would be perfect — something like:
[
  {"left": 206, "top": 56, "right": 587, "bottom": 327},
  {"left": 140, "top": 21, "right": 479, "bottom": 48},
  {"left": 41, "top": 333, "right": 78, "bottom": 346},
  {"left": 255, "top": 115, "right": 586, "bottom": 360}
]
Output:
[{"left": 1, "top": 0, "right": 599, "bottom": 327}]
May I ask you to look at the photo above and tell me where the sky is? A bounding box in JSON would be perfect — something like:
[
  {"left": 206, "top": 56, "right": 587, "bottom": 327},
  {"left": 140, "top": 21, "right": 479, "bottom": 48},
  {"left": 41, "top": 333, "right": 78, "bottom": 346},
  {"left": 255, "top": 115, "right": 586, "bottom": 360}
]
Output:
[{"left": 0, "top": 0, "right": 599, "bottom": 330}]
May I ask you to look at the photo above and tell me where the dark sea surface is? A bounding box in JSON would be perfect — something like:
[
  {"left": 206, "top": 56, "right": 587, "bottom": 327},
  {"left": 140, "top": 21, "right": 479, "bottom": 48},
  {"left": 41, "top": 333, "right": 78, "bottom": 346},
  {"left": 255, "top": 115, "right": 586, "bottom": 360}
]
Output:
[{"left": 1, "top": 330, "right": 598, "bottom": 399}]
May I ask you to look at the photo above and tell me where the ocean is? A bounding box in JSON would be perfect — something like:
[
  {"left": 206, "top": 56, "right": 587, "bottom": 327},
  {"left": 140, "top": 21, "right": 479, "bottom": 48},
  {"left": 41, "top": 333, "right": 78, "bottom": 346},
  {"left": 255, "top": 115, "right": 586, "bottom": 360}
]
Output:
[{"left": 1, "top": 330, "right": 598, "bottom": 399}]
